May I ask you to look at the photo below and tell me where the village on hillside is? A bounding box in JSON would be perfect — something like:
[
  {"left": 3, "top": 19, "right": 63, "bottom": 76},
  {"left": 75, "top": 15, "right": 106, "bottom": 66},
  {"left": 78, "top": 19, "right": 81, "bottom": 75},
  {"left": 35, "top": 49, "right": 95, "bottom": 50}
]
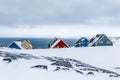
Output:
[{"left": 0, "top": 34, "right": 114, "bottom": 49}]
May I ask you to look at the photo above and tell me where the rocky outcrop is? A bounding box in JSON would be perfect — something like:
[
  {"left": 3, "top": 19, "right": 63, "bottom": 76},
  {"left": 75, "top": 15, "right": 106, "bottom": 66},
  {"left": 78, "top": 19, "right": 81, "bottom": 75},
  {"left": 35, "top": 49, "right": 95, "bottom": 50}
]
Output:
[{"left": 0, "top": 50, "right": 120, "bottom": 78}]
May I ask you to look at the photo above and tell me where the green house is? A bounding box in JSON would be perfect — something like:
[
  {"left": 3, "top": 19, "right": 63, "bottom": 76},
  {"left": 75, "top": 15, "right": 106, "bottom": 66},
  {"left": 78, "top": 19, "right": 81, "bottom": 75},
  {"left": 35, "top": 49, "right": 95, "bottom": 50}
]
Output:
[{"left": 88, "top": 34, "right": 113, "bottom": 46}]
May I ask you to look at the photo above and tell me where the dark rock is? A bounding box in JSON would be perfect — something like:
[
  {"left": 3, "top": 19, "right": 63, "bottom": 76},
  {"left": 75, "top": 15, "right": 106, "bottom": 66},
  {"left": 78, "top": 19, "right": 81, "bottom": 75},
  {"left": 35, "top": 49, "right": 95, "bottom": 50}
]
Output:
[
  {"left": 53, "top": 67, "right": 70, "bottom": 71},
  {"left": 62, "top": 68, "right": 69, "bottom": 70},
  {"left": 109, "top": 74, "right": 120, "bottom": 78},
  {"left": 31, "top": 65, "right": 48, "bottom": 70},
  {"left": 74, "top": 69, "right": 84, "bottom": 75},
  {"left": 3, "top": 58, "right": 12, "bottom": 63},
  {"left": 53, "top": 67, "right": 61, "bottom": 71},
  {"left": 51, "top": 61, "right": 73, "bottom": 68},
  {"left": 87, "top": 72, "right": 94, "bottom": 75},
  {"left": 114, "top": 67, "right": 120, "bottom": 69}
]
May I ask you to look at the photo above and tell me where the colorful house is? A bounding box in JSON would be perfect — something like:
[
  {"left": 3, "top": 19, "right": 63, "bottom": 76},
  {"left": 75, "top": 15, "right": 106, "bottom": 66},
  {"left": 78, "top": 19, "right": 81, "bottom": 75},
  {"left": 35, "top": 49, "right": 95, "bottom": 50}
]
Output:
[
  {"left": 48, "top": 38, "right": 70, "bottom": 48},
  {"left": 8, "top": 40, "right": 25, "bottom": 49},
  {"left": 75, "top": 37, "right": 89, "bottom": 47},
  {"left": 22, "top": 40, "right": 35, "bottom": 49},
  {"left": 88, "top": 34, "right": 113, "bottom": 46}
]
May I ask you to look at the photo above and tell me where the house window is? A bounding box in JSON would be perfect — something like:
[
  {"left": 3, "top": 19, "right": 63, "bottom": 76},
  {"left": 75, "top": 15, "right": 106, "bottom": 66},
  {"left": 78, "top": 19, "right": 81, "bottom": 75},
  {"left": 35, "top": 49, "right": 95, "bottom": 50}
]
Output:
[
  {"left": 99, "top": 41, "right": 103, "bottom": 44},
  {"left": 56, "top": 46, "right": 59, "bottom": 48},
  {"left": 64, "top": 46, "right": 66, "bottom": 48},
  {"left": 106, "top": 41, "right": 111, "bottom": 44}
]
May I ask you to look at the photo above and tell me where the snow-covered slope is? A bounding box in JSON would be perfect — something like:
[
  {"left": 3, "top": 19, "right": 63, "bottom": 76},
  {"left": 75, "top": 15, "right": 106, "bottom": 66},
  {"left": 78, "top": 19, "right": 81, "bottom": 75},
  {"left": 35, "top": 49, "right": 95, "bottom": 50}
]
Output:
[
  {"left": 0, "top": 46, "right": 120, "bottom": 80},
  {"left": 110, "top": 37, "right": 120, "bottom": 46}
]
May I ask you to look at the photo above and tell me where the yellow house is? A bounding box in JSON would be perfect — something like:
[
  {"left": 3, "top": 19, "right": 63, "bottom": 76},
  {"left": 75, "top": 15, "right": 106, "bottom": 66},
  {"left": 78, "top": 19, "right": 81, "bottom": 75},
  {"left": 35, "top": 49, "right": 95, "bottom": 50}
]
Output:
[{"left": 22, "top": 40, "right": 35, "bottom": 49}]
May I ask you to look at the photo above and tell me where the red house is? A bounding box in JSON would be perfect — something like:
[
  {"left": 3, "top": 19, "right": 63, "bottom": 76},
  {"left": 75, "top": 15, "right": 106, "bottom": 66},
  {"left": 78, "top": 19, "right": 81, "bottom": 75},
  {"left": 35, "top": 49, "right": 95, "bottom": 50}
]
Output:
[{"left": 48, "top": 38, "right": 70, "bottom": 48}]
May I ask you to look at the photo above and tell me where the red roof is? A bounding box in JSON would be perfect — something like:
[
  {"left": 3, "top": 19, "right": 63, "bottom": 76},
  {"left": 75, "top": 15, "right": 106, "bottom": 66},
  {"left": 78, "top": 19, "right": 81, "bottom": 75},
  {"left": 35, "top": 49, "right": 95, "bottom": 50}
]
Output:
[{"left": 50, "top": 39, "right": 70, "bottom": 48}]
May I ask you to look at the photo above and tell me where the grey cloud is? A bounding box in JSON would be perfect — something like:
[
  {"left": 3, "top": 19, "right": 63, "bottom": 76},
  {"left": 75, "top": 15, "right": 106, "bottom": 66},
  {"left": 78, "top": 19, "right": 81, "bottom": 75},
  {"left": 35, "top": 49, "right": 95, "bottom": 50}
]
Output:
[{"left": 0, "top": 0, "right": 120, "bottom": 26}]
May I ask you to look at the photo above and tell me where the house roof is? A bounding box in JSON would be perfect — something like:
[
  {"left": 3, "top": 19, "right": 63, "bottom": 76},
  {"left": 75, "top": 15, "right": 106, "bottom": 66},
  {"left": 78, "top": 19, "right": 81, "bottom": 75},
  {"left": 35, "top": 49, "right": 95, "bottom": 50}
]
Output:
[
  {"left": 50, "top": 39, "right": 61, "bottom": 48},
  {"left": 8, "top": 40, "right": 25, "bottom": 49},
  {"left": 22, "top": 40, "right": 34, "bottom": 49},
  {"left": 76, "top": 37, "right": 88, "bottom": 44},
  {"left": 49, "top": 38, "right": 69, "bottom": 48},
  {"left": 48, "top": 38, "right": 58, "bottom": 47},
  {"left": 88, "top": 34, "right": 105, "bottom": 46}
]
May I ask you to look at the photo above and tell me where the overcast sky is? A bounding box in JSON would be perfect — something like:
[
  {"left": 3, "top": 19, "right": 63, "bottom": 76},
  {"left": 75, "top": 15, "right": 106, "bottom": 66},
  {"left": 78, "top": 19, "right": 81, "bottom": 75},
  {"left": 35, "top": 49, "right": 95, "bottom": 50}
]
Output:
[{"left": 0, "top": 0, "right": 120, "bottom": 38}]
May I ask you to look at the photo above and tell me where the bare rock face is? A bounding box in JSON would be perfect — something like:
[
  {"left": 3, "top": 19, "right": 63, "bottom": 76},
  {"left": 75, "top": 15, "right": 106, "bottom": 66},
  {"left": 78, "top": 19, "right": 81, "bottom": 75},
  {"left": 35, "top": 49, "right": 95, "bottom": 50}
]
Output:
[
  {"left": 51, "top": 60, "right": 73, "bottom": 68},
  {"left": 0, "top": 50, "right": 39, "bottom": 63},
  {"left": 31, "top": 65, "right": 48, "bottom": 70},
  {"left": 40, "top": 56, "right": 120, "bottom": 78}
]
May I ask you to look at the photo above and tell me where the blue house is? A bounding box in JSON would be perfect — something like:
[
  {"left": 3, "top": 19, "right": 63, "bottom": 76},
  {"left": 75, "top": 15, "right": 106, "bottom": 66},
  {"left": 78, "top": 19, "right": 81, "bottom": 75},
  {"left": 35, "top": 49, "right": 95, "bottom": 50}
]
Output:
[
  {"left": 75, "top": 37, "right": 89, "bottom": 47},
  {"left": 88, "top": 34, "right": 113, "bottom": 46},
  {"left": 8, "top": 40, "right": 25, "bottom": 49}
]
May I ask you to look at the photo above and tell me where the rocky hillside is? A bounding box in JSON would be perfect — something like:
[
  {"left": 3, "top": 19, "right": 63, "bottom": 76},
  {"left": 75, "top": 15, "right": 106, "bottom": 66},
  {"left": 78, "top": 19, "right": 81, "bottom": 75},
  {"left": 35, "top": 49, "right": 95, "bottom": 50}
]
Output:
[{"left": 0, "top": 50, "right": 120, "bottom": 78}]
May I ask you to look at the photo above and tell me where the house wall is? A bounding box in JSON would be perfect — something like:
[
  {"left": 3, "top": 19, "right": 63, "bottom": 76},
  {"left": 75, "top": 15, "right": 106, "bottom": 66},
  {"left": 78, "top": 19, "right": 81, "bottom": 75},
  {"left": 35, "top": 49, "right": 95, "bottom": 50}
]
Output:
[
  {"left": 22, "top": 41, "right": 33, "bottom": 49},
  {"left": 97, "top": 36, "right": 113, "bottom": 46},
  {"left": 79, "top": 39, "right": 89, "bottom": 47},
  {"left": 53, "top": 40, "right": 69, "bottom": 48}
]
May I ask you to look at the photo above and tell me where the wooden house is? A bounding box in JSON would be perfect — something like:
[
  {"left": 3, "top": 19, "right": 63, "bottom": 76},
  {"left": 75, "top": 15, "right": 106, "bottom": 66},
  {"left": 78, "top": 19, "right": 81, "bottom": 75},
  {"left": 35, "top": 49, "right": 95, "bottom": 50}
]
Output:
[
  {"left": 8, "top": 40, "right": 24, "bottom": 49},
  {"left": 88, "top": 34, "right": 113, "bottom": 46},
  {"left": 48, "top": 38, "right": 70, "bottom": 48},
  {"left": 22, "top": 40, "right": 35, "bottom": 49},
  {"left": 75, "top": 37, "right": 89, "bottom": 47}
]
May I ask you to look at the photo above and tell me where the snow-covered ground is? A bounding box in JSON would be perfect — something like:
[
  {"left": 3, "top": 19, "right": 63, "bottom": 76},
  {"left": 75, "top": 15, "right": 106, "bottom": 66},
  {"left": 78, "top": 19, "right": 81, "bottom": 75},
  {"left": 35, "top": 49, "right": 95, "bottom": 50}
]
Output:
[
  {"left": 0, "top": 37, "right": 120, "bottom": 80},
  {"left": 110, "top": 37, "right": 120, "bottom": 46}
]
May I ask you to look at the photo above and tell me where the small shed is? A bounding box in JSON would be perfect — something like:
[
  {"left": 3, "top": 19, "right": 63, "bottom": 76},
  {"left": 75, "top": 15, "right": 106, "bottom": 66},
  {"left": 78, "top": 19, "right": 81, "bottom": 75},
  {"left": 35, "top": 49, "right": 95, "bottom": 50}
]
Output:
[
  {"left": 75, "top": 37, "right": 89, "bottom": 47},
  {"left": 22, "top": 40, "right": 35, "bottom": 49},
  {"left": 48, "top": 38, "right": 70, "bottom": 48},
  {"left": 88, "top": 34, "right": 113, "bottom": 46},
  {"left": 8, "top": 40, "right": 25, "bottom": 49}
]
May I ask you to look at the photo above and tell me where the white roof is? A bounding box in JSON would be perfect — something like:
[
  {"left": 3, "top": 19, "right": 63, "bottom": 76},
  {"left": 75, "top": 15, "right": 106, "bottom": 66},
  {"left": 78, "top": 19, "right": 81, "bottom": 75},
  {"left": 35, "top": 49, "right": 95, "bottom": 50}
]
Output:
[
  {"left": 88, "top": 37, "right": 100, "bottom": 46},
  {"left": 50, "top": 39, "right": 61, "bottom": 48},
  {"left": 8, "top": 41, "right": 25, "bottom": 49},
  {"left": 14, "top": 41, "right": 25, "bottom": 49},
  {"left": 88, "top": 34, "right": 104, "bottom": 46}
]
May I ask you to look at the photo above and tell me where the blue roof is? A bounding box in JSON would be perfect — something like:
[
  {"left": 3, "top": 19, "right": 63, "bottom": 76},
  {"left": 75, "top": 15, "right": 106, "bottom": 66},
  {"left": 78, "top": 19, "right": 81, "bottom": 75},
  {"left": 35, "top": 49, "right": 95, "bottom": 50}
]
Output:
[{"left": 8, "top": 41, "right": 24, "bottom": 49}]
